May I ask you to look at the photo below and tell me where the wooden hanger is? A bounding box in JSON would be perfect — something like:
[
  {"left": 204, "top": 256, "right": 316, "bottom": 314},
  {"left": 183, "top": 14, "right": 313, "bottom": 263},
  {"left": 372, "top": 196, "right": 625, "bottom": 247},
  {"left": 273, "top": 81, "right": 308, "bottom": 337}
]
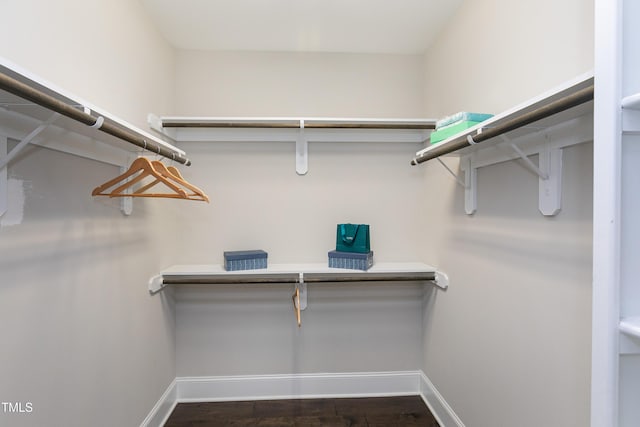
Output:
[
  {"left": 292, "top": 287, "right": 301, "bottom": 327},
  {"left": 133, "top": 161, "right": 209, "bottom": 202},
  {"left": 92, "top": 157, "right": 196, "bottom": 200}
]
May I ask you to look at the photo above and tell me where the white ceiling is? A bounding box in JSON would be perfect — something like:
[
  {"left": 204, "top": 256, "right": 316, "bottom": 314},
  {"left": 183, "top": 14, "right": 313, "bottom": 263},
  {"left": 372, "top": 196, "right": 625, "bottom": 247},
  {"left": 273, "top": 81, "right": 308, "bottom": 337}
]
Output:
[{"left": 140, "top": 0, "right": 464, "bottom": 55}]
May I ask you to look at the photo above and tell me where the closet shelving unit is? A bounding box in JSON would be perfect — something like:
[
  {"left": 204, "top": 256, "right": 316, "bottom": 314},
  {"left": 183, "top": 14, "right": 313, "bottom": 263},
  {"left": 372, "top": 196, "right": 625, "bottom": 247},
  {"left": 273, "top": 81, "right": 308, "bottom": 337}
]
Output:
[
  {"left": 592, "top": 0, "right": 640, "bottom": 425},
  {"left": 150, "top": 262, "right": 444, "bottom": 292},
  {"left": 147, "top": 116, "right": 448, "bottom": 299},
  {"left": 619, "top": 95, "right": 640, "bottom": 350},
  {"left": 148, "top": 115, "right": 435, "bottom": 175},
  {"left": 412, "top": 73, "right": 594, "bottom": 216},
  {"left": 149, "top": 262, "right": 447, "bottom": 318},
  {"left": 0, "top": 58, "right": 189, "bottom": 216},
  {"left": 146, "top": 117, "right": 447, "bottom": 312}
]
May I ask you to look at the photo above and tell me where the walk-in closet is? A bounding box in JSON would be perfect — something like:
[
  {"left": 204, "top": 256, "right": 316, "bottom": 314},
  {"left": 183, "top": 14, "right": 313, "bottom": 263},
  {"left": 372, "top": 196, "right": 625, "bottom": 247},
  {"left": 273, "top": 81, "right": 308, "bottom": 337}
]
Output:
[{"left": 0, "top": 0, "right": 632, "bottom": 426}]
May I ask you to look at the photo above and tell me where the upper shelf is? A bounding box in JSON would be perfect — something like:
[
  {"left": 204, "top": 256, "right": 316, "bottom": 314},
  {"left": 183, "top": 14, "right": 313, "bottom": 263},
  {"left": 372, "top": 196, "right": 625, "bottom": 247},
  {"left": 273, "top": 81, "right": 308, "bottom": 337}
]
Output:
[
  {"left": 412, "top": 72, "right": 595, "bottom": 165},
  {"left": 149, "top": 115, "right": 435, "bottom": 143},
  {"left": 149, "top": 262, "right": 445, "bottom": 293},
  {"left": 0, "top": 57, "right": 189, "bottom": 167},
  {"left": 148, "top": 115, "right": 436, "bottom": 175}
]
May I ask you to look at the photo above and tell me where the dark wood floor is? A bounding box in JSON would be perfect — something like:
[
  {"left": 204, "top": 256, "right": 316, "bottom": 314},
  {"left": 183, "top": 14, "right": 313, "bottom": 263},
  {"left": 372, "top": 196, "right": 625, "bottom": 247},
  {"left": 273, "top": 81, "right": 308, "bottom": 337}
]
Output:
[{"left": 164, "top": 395, "right": 440, "bottom": 426}]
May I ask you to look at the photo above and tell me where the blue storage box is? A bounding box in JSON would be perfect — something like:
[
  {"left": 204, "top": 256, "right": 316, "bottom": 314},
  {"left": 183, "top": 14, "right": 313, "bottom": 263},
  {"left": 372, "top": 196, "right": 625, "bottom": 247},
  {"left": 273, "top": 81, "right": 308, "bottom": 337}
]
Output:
[
  {"left": 328, "top": 250, "right": 374, "bottom": 271},
  {"left": 224, "top": 250, "right": 268, "bottom": 271}
]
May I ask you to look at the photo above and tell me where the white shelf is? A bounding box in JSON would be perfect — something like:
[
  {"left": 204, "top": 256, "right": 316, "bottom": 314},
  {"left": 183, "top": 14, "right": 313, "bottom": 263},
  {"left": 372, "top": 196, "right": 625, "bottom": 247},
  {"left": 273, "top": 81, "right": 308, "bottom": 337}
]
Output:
[
  {"left": 149, "top": 262, "right": 446, "bottom": 294},
  {"left": 620, "top": 317, "right": 640, "bottom": 338},
  {"left": 157, "top": 116, "right": 435, "bottom": 129},
  {"left": 622, "top": 93, "right": 640, "bottom": 110},
  {"left": 0, "top": 56, "right": 186, "bottom": 168},
  {"left": 621, "top": 93, "right": 640, "bottom": 134},
  {"left": 620, "top": 317, "right": 640, "bottom": 355},
  {"left": 413, "top": 73, "right": 594, "bottom": 217},
  {"left": 414, "top": 72, "right": 594, "bottom": 163},
  {"left": 148, "top": 115, "right": 436, "bottom": 175},
  {"left": 150, "top": 116, "right": 434, "bottom": 145}
]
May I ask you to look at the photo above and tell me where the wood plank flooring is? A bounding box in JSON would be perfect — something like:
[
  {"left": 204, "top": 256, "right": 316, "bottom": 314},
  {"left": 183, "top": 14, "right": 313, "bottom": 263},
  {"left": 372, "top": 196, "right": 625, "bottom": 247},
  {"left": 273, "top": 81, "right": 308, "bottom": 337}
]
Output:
[{"left": 164, "top": 395, "right": 439, "bottom": 426}]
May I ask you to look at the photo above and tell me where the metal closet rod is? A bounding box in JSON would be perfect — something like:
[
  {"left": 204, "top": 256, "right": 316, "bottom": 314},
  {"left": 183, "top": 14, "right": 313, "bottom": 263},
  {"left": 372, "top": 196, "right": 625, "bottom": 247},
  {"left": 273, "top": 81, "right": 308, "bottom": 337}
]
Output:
[
  {"left": 162, "top": 121, "right": 435, "bottom": 130},
  {"left": 0, "top": 72, "right": 191, "bottom": 166},
  {"left": 161, "top": 271, "right": 436, "bottom": 285},
  {"left": 411, "top": 84, "right": 595, "bottom": 165}
]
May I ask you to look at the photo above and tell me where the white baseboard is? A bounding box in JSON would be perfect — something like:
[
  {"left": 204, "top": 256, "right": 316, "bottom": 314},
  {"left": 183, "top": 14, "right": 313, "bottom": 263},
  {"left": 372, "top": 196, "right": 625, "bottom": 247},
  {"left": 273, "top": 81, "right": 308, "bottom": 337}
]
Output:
[
  {"left": 420, "top": 371, "right": 466, "bottom": 427},
  {"left": 141, "top": 371, "right": 464, "bottom": 427},
  {"left": 139, "top": 379, "right": 177, "bottom": 427},
  {"left": 176, "top": 371, "right": 422, "bottom": 402}
]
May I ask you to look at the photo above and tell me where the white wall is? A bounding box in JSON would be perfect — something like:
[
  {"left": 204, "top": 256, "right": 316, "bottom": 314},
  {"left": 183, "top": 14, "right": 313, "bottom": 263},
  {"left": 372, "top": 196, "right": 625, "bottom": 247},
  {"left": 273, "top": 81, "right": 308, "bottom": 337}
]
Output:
[
  {"left": 421, "top": 0, "right": 594, "bottom": 426},
  {"left": 0, "top": 0, "right": 175, "bottom": 129},
  {"left": 174, "top": 50, "right": 425, "bottom": 117},
  {"left": 0, "top": 1, "right": 177, "bottom": 426},
  {"left": 169, "top": 51, "right": 430, "bottom": 377},
  {"left": 423, "top": 0, "right": 594, "bottom": 117}
]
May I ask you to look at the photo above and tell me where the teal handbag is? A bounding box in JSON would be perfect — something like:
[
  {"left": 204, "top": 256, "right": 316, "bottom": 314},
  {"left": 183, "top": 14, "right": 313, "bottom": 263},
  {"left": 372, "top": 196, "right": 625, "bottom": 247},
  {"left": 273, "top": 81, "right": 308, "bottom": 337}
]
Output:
[{"left": 336, "top": 223, "right": 371, "bottom": 253}]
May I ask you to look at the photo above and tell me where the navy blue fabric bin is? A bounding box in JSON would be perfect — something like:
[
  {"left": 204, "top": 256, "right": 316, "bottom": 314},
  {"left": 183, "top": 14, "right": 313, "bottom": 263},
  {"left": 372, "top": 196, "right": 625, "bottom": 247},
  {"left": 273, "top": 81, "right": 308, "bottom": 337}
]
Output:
[
  {"left": 328, "top": 250, "right": 374, "bottom": 271},
  {"left": 224, "top": 250, "right": 268, "bottom": 271}
]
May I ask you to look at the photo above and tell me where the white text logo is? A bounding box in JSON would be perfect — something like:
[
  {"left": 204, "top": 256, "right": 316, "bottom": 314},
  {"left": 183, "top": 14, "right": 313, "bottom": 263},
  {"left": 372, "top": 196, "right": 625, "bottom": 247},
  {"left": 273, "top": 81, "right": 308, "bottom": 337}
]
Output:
[{"left": 1, "top": 402, "right": 33, "bottom": 413}]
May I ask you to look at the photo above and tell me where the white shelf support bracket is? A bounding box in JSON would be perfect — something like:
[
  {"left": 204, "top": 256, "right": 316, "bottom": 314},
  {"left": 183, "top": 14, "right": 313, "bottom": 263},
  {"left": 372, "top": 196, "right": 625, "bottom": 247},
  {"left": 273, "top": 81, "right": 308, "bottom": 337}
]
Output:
[
  {"left": 434, "top": 271, "right": 449, "bottom": 289},
  {"left": 507, "top": 140, "right": 549, "bottom": 180},
  {"left": 0, "top": 135, "right": 7, "bottom": 218},
  {"left": 148, "top": 274, "right": 166, "bottom": 294},
  {"left": 501, "top": 135, "right": 563, "bottom": 216},
  {"left": 461, "top": 155, "right": 477, "bottom": 215},
  {"left": 147, "top": 113, "right": 164, "bottom": 134},
  {"left": 296, "top": 120, "right": 308, "bottom": 175},
  {"left": 297, "top": 272, "right": 308, "bottom": 310},
  {"left": 436, "top": 158, "right": 465, "bottom": 187},
  {"left": 119, "top": 164, "right": 133, "bottom": 216},
  {"left": 538, "top": 143, "right": 563, "bottom": 216},
  {"left": 0, "top": 113, "right": 59, "bottom": 219},
  {"left": 0, "top": 112, "right": 60, "bottom": 171}
]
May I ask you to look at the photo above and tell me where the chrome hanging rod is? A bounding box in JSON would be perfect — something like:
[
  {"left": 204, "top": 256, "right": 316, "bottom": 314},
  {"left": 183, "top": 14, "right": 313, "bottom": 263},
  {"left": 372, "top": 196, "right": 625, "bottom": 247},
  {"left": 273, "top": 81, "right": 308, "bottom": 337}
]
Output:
[
  {"left": 161, "top": 118, "right": 435, "bottom": 130},
  {"left": 0, "top": 71, "right": 191, "bottom": 166},
  {"left": 161, "top": 270, "right": 436, "bottom": 285},
  {"left": 411, "top": 84, "right": 594, "bottom": 165}
]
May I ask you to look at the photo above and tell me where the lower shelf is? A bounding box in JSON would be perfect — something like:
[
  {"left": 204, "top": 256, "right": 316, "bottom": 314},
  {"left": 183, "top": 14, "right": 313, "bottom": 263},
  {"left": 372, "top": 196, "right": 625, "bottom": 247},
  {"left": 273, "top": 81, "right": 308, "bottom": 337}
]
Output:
[{"left": 148, "top": 262, "right": 446, "bottom": 294}]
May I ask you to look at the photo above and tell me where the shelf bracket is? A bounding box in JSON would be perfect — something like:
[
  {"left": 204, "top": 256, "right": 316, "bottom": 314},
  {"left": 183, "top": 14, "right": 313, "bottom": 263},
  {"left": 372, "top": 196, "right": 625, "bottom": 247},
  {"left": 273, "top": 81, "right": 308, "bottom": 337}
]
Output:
[
  {"left": 119, "top": 164, "right": 133, "bottom": 216},
  {"left": 297, "top": 272, "right": 308, "bottom": 310},
  {"left": 537, "top": 142, "right": 563, "bottom": 216},
  {"left": 461, "top": 155, "right": 477, "bottom": 215},
  {"left": 148, "top": 274, "right": 166, "bottom": 294},
  {"left": 0, "top": 112, "right": 60, "bottom": 171},
  {"left": 296, "top": 120, "right": 308, "bottom": 175},
  {"left": 436, "top": 158, "right": 465, "bottom": 187},
  {"left": 460, "top": 134, "right": 564, "bottom": 216},
  {"left": 0, "top": 113, "right": 59, "bottom": 219},
  {"left": 434, "top": 271, "right": 449, "bottom": 289},
  {"left": 506, "top": 138, "right": 549, "bottom": 180},
  {"left": 502, "top": 135, "right": 562, "bottom": 216}
]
